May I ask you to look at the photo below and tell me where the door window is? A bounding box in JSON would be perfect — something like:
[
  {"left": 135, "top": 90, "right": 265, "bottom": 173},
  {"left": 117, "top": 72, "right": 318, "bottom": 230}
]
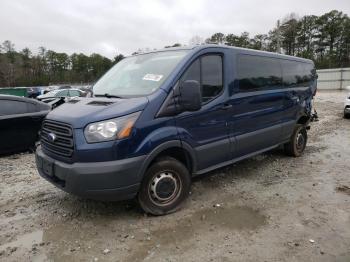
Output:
[
  {"left": 201, "top": 55, "right": 223, "bottom": 103},
  {"left": 181, "top": 55, "right": 223, "bottom": 104}
]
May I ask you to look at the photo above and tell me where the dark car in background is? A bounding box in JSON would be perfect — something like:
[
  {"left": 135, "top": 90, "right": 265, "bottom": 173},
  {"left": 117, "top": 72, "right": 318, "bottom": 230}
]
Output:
[
  {"left": 0, "top": 95, "right": 50, "bottom": 154},
  {"left": 27, "top": 87, "right": 42, "bottom": 98}
]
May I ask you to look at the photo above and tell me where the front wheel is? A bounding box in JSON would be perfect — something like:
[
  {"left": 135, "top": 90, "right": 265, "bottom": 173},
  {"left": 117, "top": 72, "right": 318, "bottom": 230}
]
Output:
[
  {"left": 138, "top": 157, "right": 191, "bottom": 215},
  {"left": 284, "top": 124, "right": 307, "bottom": 157}
]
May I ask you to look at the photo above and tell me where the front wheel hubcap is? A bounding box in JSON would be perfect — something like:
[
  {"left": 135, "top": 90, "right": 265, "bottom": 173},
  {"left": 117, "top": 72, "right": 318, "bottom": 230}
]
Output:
[
  {"left": 296, "top": 132, "right": 305, "bottom": 151},
  {"left": 149, "top": 172, "right": 180, "bottom": 205}
]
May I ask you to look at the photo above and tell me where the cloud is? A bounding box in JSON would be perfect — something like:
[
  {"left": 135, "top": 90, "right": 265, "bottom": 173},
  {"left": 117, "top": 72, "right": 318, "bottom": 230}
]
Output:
[{"left": 0, "top": 0, "right": 349, "bottom": 58}]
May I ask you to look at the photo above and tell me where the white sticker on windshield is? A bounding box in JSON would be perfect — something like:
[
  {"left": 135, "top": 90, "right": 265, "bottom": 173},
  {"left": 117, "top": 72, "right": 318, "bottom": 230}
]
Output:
[{"left": 143, "top": 74, "right": 163, "bottom": 82}]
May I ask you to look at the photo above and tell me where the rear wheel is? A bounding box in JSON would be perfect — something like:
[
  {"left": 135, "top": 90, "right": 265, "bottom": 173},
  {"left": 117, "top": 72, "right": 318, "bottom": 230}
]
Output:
[
  {"left": 344, "top": 109, "right": 350, "bottom": 119},
  {"left": 284, "top": 124, "right": 307, "bottom": 157},
  {"left": 138, "top": 157, "right": 191, "bottom": 215}
]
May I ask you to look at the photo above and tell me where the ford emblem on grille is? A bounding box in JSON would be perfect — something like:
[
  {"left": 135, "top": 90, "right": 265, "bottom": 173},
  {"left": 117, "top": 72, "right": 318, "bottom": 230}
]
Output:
[{"left": 47, "top": 133, "right": 56, "bottom": 143}]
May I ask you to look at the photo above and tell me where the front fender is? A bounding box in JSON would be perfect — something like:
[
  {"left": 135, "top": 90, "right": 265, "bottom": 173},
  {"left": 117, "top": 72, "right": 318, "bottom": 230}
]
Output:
[
  {"left": 135, "top": 126, "right": 179, "bottom": 154},
  {"left": 136, "top": 139, "right": 197, "bottom": 180}
]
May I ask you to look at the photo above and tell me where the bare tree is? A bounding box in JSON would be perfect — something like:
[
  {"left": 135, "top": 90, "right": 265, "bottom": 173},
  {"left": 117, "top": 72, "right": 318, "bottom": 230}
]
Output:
[{"left": 189, "top": 35, "right": 204, "bottom": 46}]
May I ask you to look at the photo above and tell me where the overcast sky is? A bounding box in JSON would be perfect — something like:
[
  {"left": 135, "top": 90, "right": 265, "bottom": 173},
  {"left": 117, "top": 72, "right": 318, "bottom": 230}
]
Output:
[{"left": 1, "top": 0, "right": 349, "bottom": 58}]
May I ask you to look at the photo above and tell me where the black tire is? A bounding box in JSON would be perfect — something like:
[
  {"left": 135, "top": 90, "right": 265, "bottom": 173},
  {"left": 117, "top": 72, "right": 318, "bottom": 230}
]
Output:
[
  {"left": 138, "top": 157, "right": 191, "bottom": 215},
  {"left": 284, "top": 124, "right": 307, "bottom": 157},
  {"left": 344, "top": 110, "right": 350, "bottom": 119}
]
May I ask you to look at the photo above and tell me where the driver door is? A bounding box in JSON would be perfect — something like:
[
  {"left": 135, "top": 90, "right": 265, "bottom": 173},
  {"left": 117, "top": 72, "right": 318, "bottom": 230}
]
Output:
[{"left": 175, "top": 54, "right": 231, "bottom": 172}]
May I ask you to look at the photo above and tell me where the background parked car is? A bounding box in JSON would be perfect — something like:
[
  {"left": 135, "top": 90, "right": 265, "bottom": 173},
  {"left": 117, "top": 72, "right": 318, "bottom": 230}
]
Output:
[
  {"left": 42, "top": 85, "right": 71, "bottom": 94},
  {"left": 37, "top": 88, "right": 83, "bottom": 102},
  {"left": 58, "top": 85, "right": 71, "bottom": 90},
  {"left": 26, "top": 87, "right": 42, "bottom": 98},
  {"left": 0, "top": 95, "right": 50, "bottom": 155},
  {"left": 344, "top": 86, "right": 350, "bottom": 118},
  {"left": 78, "top": 85, "right": 93, "bottom": 97}
]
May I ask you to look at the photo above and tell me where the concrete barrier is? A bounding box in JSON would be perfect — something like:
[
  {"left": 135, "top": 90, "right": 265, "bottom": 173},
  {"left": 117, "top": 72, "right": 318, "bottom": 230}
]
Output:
[{"left": 317, "top": 68, "right": 350, "bottom": 90}]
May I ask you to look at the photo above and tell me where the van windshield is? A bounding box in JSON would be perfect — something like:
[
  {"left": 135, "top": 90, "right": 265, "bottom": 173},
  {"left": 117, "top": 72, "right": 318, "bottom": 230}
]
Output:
[{"left": 93, "top": 50, "right": 188, "bottom": 97}]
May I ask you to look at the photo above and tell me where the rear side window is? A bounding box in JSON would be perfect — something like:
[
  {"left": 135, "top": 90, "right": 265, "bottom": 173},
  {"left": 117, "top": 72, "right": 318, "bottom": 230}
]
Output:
[
  {"left": 237, "top": 55, "right": 282, "bottom": 91},
  {"left": 181, "top": 55, "right": 223, "bottom": 104},
  {"left": 303, "top": 63, "right": 316, "bottom": 84},
  {"left": 0, "top": 100, "right": 29, "bottom": 115},
  {"left": 281, "top": 60, "right": 315, "bottom": 87}
]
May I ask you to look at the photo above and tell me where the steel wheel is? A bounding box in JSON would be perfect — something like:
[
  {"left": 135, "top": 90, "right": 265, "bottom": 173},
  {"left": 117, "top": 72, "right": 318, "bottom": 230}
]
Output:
[
  {"left": 284, "top": 124, "right": 307, "bottom": 157},
  {"left": 138, "top": 157, "right": 191, "bottom": 215},
  {"left": 148, "top": 171, "right": 182, "bottom": 206},
  {"left": 296, "top": 131, "right": 305, "bottom": 153}
]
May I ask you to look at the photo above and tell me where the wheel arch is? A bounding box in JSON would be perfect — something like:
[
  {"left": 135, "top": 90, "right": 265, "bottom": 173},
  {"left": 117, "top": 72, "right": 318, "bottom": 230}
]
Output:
[
  {"left": 138, "top": 140, "right": 196, "bottom": 180},
  {"left": 297, "top": 114, "right": 310, "bottom": 126}
]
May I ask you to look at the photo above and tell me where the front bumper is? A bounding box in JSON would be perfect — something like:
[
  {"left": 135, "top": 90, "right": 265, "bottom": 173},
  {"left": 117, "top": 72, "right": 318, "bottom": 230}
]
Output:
[{"left": 35, "top": 146, "right": 146, "bottom": 201}]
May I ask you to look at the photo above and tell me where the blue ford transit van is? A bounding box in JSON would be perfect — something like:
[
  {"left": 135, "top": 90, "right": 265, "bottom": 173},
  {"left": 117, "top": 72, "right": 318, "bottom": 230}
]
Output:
[{"left": 36, "top": 45, "right": 316, "bottom": 215}]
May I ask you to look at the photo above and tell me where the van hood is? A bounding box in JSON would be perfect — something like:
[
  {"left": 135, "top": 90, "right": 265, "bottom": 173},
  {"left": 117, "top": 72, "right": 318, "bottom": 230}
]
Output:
[{"left": 46, "top": 97, "right": 149, "bottom": 128}]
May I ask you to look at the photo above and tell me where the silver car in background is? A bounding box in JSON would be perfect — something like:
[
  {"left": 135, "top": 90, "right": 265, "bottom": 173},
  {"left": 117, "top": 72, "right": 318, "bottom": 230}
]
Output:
[{"left": 344, "top": 86, "right": 350, "bottom": 118}]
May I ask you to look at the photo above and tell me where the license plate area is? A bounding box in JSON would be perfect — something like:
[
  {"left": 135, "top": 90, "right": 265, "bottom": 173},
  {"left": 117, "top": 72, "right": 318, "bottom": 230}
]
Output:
[{"left": 42, "top": 159, "right": 54, "bottom": 177}]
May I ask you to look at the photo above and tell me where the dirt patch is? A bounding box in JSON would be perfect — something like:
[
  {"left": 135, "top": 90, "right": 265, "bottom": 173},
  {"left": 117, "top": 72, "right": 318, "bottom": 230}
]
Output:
[
  {"left": 127, "top": 205, "right": 267, "bottom": 261},
  {"left": 336, "top": 185, "right": 350, "bottom": 196}
]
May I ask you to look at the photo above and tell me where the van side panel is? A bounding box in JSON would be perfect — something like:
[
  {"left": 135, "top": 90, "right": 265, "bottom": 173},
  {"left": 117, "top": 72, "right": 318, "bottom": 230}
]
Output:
[
  {"left": 229, "top": 51, "right": 285, "bottom": 157},
  {"left": 280, "top": 60, "right": 315, "bottom": 140},
  {"left": 230, "top": 91, "right": 284, "bottom": 157},
  {"left": 281, "top": 87, "right": 309, "bottom": 140},
  {"left": 176, "top": 108, "right": 231, "bottom": 170}
]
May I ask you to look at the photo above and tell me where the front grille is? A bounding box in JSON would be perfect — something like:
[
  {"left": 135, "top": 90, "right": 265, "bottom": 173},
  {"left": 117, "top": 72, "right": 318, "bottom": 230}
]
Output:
[{"left": 41, "top": 120, "right": 74, "bottom": 158}]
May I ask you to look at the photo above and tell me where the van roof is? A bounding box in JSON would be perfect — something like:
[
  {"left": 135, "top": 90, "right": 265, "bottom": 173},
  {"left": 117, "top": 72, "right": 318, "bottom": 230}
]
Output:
[{"left": 134, "top": 44, "right": 313, "bottom": 64}]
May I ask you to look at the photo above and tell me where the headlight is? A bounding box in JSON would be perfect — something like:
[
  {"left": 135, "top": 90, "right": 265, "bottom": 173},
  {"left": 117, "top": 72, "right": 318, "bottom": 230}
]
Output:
[{"left": 84, "top": 112, "right": 141, "bottom": 143}]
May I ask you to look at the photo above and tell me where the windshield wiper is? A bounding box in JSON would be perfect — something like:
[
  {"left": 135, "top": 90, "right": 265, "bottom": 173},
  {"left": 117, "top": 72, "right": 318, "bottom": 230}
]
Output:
[{"left": 95, "top": 93, "right": 123, "bottom": 99}]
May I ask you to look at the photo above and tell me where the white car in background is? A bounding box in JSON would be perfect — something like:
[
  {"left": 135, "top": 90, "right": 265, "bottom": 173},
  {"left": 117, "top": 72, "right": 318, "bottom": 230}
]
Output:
[{"left": 344, "top": 86, "right": 350, "bottom": 118}]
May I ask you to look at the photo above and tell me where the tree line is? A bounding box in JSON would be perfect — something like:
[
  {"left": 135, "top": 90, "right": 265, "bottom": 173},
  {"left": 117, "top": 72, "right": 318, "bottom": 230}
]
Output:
[
  {"left": 202, "top": 10, "right": 350, "bottom": 70},
  {"left": 0, "top": 9, "right": 349, "bottom": 87},
  {"left": 0, "top": 42, "right": 124, "bottom": 87}
]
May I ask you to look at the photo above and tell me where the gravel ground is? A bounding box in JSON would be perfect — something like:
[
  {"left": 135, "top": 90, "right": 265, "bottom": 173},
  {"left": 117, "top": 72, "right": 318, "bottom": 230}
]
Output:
[{"left": 0, "top": 90, "right": 349, "bottom": 262}]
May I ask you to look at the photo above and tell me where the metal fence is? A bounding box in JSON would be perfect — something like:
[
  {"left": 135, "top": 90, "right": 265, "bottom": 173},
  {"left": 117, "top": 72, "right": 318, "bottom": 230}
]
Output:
[{"left": 317, "top": 67, "right": 350, "bottom": 90}]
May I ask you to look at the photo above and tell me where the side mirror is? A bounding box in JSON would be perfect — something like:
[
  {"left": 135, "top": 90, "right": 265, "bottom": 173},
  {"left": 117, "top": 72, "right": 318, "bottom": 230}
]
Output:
[
  {"left": 178, "top": 80, "right": 201, "bottom": 112},
  {"left": 156, "top": 80, "right": 201, "bottom": 118}
]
